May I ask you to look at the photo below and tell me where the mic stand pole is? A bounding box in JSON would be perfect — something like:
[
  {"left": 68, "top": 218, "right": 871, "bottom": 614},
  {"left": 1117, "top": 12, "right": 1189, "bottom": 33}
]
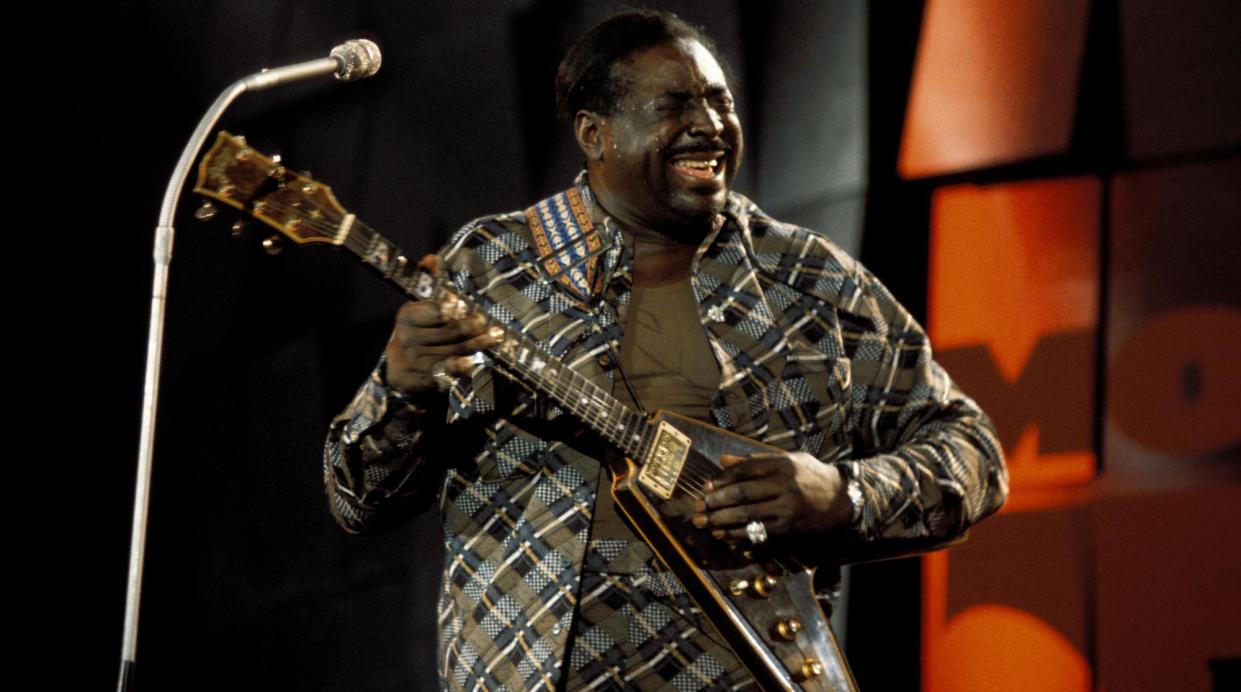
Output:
[{"left": 118, "top": 56, "right": 347, "bottom": 692}]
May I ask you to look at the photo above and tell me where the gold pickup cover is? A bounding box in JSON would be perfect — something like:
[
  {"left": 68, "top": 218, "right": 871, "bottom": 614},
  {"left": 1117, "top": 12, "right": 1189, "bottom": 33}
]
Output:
[{"left": 638, "top": 421, "right": 691, "bottom": 499}]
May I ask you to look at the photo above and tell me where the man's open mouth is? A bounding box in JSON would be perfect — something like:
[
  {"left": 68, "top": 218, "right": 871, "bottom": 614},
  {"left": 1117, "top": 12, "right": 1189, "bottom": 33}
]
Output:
[{"left": 669, "top": 151, "right": 726, "bottom": 181}]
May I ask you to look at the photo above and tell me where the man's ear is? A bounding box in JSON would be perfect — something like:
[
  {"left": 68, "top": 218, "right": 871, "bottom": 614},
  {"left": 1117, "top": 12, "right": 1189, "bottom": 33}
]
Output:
[{"left": 574, "top": 110, "right": 607, "bottom": 162}]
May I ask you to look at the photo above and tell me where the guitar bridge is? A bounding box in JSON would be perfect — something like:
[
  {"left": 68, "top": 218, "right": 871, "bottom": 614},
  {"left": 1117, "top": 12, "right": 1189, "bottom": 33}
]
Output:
[{"left": 638, "top": 421, "right": 690, "bottom": 499}]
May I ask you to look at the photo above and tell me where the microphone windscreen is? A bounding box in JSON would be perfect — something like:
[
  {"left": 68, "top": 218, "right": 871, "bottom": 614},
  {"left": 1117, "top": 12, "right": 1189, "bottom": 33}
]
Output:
[{"left": 331, "top": 39, "right": 382, "bottom": 81}]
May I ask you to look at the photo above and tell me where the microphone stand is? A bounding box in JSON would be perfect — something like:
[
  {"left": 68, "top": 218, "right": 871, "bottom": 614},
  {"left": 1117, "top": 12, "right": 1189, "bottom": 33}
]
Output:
[{"left": 118, "top": 48, "right": 373, "bottom": 691}]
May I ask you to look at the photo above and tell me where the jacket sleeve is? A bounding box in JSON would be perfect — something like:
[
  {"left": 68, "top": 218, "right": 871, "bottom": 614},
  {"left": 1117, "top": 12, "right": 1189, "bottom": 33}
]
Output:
[
  {"left": 835, "top": 269, "right": 1008, "bottom": 547},
  {"left": 323, "top": 358, "right": 448, "bottom": 534},
  {"left": 321, "top": 221, "right": 507, "bottom": 535}
]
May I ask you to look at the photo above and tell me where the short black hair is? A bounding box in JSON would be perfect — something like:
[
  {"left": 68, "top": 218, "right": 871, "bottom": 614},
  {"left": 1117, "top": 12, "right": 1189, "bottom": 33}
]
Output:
[{"left": 554, "top": 10, "right": 727, "bottom": 121}]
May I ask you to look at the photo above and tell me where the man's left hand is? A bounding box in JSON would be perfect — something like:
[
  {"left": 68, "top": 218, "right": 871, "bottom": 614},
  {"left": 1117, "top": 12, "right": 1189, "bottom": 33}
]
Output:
[{"left": 692, "top": 452, "right": 854, "bottom": 542}]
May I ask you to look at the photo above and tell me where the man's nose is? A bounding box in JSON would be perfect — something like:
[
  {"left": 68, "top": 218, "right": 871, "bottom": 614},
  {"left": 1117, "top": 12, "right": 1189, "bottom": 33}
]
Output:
[{"left": 687, "top": 99, "right": 725, "bottom": 136}]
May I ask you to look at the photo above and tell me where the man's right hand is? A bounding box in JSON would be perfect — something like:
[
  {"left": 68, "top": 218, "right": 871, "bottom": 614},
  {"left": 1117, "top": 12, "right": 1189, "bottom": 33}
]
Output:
[{"left": 383, "top": 256, "right": 504, "bottom": 396}]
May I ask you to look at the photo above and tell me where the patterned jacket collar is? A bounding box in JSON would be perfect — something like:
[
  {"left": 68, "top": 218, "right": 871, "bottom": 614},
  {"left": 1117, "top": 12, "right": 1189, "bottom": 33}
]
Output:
[
  {"left": 538, "top": 171, "right": 879, "bottom": 333},
  {"left": 532, "top": 171, "right": 758, "bottom": 300}
]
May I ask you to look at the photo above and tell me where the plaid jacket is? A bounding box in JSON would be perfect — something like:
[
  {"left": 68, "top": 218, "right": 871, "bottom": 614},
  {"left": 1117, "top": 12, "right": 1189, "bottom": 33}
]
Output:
[{"left": 324, "top": 174, "right": 1008, "bottom": 690}]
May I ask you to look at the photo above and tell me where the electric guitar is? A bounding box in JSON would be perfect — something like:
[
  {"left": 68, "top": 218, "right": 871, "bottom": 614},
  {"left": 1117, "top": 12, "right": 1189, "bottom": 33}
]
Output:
[{"left": 194, "top": 131, "right": 858, "bottom": 691}]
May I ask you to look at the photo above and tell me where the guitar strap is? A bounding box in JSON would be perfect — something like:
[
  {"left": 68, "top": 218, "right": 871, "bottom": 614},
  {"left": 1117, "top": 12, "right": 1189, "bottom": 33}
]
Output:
[{"left": 524, "top": 185, "right": 609, "bottom": 302}]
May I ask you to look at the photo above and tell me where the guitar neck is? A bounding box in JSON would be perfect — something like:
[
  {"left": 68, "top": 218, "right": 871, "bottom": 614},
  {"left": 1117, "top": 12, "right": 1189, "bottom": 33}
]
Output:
[
  {"left": 192, "top": 131, "right": 653, "bottom": 460},
  {"left": 341, "top": 219, "right": 654, "bottom": 460}
]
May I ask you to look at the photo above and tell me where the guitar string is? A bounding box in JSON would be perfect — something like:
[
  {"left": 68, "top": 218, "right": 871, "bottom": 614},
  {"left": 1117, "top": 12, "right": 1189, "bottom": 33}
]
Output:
[
  {"left": 250, "top": 200, "right": 729, "bottom": 500},
  {"left": 254, "top": 203, "right": 724, "bottom": 496}
]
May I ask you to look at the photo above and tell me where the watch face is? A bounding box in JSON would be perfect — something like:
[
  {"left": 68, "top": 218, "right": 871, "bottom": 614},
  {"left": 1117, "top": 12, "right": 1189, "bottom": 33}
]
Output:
[{"left": 846, "top": 478, "right": 865, "bottom": 524}]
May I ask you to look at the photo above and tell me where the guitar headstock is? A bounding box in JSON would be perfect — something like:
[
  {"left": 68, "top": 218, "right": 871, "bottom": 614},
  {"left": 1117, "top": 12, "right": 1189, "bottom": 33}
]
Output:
[{"left": 194, "top": 131, "right": 350, "bottom": 246}]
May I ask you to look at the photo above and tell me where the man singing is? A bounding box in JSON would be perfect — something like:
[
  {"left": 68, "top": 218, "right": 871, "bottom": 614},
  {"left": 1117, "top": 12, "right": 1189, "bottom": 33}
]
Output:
[{"left": 325, "top": 10, "right": 1007, "bottom": 690}]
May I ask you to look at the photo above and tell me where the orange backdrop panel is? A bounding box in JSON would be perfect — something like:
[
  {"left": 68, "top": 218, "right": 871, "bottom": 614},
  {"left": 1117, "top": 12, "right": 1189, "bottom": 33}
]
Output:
[
  {"left": 899, "top": 0, "right": 1090, "bottom": 178},
  {"left": 923, "top": 508, "right": 1093, "bottom": 692},
  {"left": 930, "top": 177, "right": 1101, "bottom": 510},
  {"left": 924, "top": 176, "right": 1102, "bottom": 690}
]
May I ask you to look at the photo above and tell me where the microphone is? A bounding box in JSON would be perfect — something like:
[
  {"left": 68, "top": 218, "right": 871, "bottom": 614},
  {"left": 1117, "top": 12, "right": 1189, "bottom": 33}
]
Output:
[
  {"left": 331, "top": 39, "right": 383, "bottom": 80},
  {"left": 242, "top": 38, "right": 382, "bottom": 91},
  {"left": 121, "top": 39, "right": 384, "bottom": 689}
]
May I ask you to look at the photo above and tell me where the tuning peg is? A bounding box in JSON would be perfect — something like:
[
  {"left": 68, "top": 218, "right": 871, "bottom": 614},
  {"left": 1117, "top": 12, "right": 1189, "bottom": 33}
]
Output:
[
  {"left": 262, "top": 235, "right": 283, "bottom": 255},
  {"left": 194, "top": 201, "right": 217, "bottom": 221},
  {"left": 267, "top": 154, "right": 285, "bottom": 179},
  {"left": 231, "top": 219, "right": 246, "bottom": 238}
]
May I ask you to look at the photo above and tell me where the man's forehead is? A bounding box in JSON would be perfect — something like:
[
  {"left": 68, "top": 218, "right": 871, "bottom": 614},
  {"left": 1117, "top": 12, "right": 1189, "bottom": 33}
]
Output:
[{"left": 616, "top": 39, "right": 730, "bottom": 97}]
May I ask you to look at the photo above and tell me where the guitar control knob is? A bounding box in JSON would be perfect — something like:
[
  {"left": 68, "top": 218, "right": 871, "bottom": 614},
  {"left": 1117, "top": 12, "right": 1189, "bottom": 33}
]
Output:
[
  {"left": 796, "top": 658, "right": 824, "bottom": 682},
  {"left": 262, "top": 235, "right": 283, "bottom": 255},
  {"left": 729, "top": 575, "right": 778, "bottom": 598},
  {"left": 231, "top": 219, "right": 246, "bottom": 238},
  {"left": 751, "top": 575, "right": 777, "bottom": 598},
  {"left": 773, "top": 618, "right": 802, "bottom": 641},
  {"left": 194, "top": 201, "right": 217, "bottom": 221}
]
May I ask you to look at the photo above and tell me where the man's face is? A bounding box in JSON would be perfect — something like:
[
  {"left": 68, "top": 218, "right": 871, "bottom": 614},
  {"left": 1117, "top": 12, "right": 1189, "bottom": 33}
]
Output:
[{"left": 591, "top": 39, "right": 743, "bottom": 236}]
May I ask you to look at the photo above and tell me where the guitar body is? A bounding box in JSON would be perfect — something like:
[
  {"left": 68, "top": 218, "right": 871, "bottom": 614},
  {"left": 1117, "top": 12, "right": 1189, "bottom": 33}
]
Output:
[
  {"left": 610, "top": 411, "right": 856, "bottom": 691},
  {"left": 194, "top": 132, "right": 858, "bottom": 690}
]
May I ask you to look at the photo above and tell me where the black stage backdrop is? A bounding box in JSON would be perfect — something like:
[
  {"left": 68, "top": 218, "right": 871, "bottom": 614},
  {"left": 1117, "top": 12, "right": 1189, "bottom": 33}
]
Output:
[
  {"left": 83, "top": 2, "right": 902, "bottom": 690},
  {"left": 75, "top": 0, "right": 1241, "bottom": 689}
]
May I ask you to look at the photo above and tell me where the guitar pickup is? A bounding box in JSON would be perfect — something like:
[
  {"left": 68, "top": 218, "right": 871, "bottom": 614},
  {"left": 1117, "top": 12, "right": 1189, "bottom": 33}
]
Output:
[{"left": 638, "top": 421, "right": 690, "bottom": 500}]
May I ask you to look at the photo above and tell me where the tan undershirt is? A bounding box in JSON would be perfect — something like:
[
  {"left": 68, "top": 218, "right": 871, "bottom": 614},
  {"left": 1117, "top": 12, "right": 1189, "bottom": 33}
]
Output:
[
  {"left": 590, "top": 277, "right": 721, "bottom": 545},
  {"left": 565, "top": 273, "right": 755, "bottom": 690}
]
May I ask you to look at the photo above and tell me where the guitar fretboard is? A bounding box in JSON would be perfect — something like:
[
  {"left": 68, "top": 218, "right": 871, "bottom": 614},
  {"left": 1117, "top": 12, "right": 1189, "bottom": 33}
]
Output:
[{"left": 341, "top": 220, "right": 656, "bottom": 460}]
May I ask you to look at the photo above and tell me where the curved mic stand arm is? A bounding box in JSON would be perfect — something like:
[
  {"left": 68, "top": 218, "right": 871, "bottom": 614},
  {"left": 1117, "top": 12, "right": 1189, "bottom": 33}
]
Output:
[
  {"left": 118, "top": 75, "right": 252, "bottom": 692},
  {"left": 119, "top": 45, "right": 370, "bottom": 690}
]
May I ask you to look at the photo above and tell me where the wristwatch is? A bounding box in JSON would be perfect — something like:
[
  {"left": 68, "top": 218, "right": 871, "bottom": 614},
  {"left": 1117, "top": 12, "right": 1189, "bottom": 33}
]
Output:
[{"left": 845, "top": 477, "right": 864, "bottom": 526}]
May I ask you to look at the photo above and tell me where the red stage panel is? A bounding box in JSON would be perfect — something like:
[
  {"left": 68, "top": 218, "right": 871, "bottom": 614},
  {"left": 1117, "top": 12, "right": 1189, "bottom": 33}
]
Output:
[
  {"left": 1120, "top": 0, "right": 1241, "bottom": 161},
  {"left": 898, "top": 0, "right": 1090, "bottom": 178},
  {"left": 929, "top": 177, "right": 1101, "bottom": 511},
  {"left": 925, "top": 176, "right": 1101, "bottom": 689}
]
